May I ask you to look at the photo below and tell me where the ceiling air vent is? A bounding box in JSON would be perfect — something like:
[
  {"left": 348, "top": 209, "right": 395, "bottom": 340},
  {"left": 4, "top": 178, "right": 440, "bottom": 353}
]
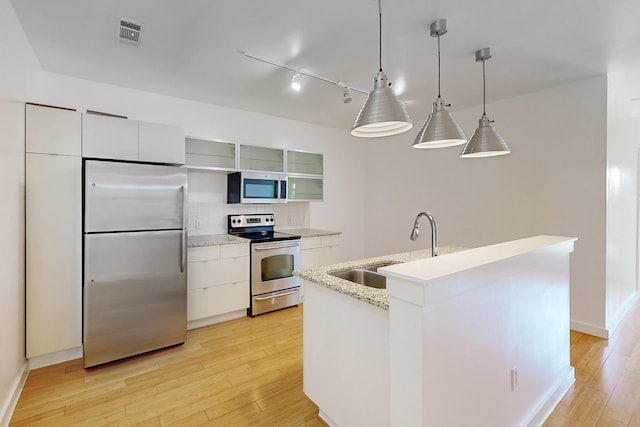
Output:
[{"left": 118, "top": 18, "right": 143, "bottom": 46}]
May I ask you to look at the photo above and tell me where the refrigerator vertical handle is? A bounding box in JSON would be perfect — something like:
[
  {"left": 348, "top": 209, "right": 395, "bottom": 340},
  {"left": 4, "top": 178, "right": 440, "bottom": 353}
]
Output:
[
  {"left": 181, "top": 230, "right": 186, "bottom": 273},
  {"left": 180, "top": 185, "right": 187, "bottom": 229}
]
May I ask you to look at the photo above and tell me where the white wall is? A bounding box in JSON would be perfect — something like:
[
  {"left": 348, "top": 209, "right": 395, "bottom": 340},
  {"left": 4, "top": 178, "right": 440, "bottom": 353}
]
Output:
[
  {"left": 0, "top": 0, "right": 41, "bottom": 423},
  {"left": 363, "top": 76, "right": 608, "bottom": 334},
  {"left": 605, "top": 62, "right": 640, "bottom": 333},
  {"left": 23, "top": 61, "right": 367, "bottom": 262}
]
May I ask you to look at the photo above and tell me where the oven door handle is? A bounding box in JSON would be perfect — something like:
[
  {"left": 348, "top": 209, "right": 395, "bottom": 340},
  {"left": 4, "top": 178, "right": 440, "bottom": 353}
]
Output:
[
  {"left": 253, "top": 242, "right": 300, "bottom": 251},
  {"left": 254, "top": 289, "right": 300, "bottom": 301}
]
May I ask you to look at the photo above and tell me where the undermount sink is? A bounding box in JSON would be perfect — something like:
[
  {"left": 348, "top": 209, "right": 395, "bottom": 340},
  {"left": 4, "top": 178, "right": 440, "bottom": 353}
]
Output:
[{"left": 330, "top": 261, "right": 400, "bottom": 289}]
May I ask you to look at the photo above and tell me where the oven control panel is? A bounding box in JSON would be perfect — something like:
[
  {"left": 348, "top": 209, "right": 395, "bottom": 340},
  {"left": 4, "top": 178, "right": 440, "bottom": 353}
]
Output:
[{"left": 228, "top": 214, "right": 275, "bottom": 229}]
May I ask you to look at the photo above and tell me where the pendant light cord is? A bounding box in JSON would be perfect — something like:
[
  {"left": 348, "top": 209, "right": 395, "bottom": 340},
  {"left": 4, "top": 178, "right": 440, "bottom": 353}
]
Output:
[
  {"left": 437, "top": 35, "right": 441, "bottom": 97},
  {"left": 378, "top": 0, "right": 382, "bottom": 72},
  {"left": 482, "top": 58, "right": 486, "bottom": 116}
]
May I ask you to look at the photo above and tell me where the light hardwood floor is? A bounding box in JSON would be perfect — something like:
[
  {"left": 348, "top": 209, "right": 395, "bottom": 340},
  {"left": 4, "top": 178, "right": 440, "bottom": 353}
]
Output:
[{"left": 10, "top": 299, "right": 640, "bottom": 426}]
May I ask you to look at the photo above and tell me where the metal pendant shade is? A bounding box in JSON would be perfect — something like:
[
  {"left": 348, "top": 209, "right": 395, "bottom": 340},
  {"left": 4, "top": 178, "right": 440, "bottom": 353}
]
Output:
[
  {"left": 460, "top": 48, "right": 511, "bottom": 158},
  {"left": 351, "top": 70, "right": 413, "bottom": 137},
  {"left": 413, "top": 96, "right": 467, "bottom": 148},
  {"left": 460, "top": 114, "right": 510, "bottom": 157},
  {"left": 351, "top": 0, "right": 412, "bottom": 138},
  {"left": 413, "top": 19, "right": 466, "bottom": 149}
]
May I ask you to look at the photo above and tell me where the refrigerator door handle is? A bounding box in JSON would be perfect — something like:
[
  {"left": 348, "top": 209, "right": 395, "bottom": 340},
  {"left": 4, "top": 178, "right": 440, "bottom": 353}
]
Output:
[
  {"left": 180, "top": 185, "right": 187, "bottom": 229},
  {"left": 181, "top": 230, "right": 186, "bottom": 273}
]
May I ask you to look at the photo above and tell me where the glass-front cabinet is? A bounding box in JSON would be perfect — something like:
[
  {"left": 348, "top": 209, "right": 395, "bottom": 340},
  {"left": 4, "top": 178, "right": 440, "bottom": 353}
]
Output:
[
  {"left": 287, "top": 150, "right": 323, "bottom": 201},
  {"left": 288, "top": 177, "right": 323, "bottom": 201},
  {"left": 239, "top": 145, "right": 285, "bottom": 173},
  {"left": 185, "top": 137, "right": 236, "bottom": 171},
  {"left": 287, "top": 150, "right": 323, "bottom": 176}
]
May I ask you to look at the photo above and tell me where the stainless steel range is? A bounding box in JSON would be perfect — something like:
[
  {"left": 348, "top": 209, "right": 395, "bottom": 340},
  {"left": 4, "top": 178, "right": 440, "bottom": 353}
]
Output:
[{"left": 228, "top": 214, "right": 301, "bottom": 316}]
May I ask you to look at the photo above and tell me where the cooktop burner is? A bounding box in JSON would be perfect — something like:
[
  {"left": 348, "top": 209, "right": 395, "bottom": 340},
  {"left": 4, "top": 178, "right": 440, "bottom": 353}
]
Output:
[{"left": 227, "top": 214, "right": 300, "bottom": 243}]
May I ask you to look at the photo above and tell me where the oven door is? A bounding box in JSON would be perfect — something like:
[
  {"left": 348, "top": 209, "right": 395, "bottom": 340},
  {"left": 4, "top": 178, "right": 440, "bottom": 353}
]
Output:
[{"left": 251, "top": 240, "right": 301, "bottom": 296}]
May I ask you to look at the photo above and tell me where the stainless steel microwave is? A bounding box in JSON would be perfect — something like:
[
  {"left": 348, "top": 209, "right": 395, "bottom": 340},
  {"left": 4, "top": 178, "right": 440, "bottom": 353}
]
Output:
[{"left": 227, "top": 172, "right": 287, "bottom": 204}]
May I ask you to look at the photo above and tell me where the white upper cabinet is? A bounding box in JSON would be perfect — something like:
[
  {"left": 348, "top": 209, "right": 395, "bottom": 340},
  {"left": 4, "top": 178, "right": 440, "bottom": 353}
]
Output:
[
  {"left": 82, "top": 113, "right": 185, "bottom": 164},
  {"left": 239, "top": 144, "right": 285, "bottom": 173},
  {"left": 139, "top": 121, "right": 185, "bottom": 164},
  {"left": 26, "top": 104, "right": 81, "bottom": 156},
  {"left": 82, "top": 114, "right": 138, "bottom": 161},
  {"left": 185, "top": 137, "right": 237, "bottom": 171},
  {"left": 287, "top": 150, "right": 323, "bottom": 176}
]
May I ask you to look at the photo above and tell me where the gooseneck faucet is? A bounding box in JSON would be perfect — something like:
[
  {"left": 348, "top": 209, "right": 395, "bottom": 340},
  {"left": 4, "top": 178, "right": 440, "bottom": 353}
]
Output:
[{"left": 410, "top": 212, "right": 439, "bottom": 257}]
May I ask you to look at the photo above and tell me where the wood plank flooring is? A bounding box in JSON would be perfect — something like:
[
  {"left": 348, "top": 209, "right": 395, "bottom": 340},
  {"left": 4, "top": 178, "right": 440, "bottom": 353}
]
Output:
[
  {"left": 10, "top": 298, "right": 640, "bottom": 426},
  {"left": 10, "top": 306, "right": 326, "bottom": 426}
]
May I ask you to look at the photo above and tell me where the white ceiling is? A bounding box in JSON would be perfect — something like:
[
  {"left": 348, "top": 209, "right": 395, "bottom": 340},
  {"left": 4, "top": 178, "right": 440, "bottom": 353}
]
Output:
[{"left": 9, "top": 0, "right": 640, "bottom": 131}]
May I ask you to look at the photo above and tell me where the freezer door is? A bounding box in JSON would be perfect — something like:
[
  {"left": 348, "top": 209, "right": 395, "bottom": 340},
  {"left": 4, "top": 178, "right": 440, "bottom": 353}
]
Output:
[
  {"left": 83, "top": 230, "right": 187, "bottom": 368},
  {"left": 85, "top": 160, "right": 187, "bottom": 232}
]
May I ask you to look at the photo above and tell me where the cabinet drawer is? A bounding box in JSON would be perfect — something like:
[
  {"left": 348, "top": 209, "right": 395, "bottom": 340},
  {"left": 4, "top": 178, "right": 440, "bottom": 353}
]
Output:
[
  {"left": 301, "top": 236, "right": 322, "bottom": 250},
  {"left": 321, "top": 234, "right": 341, "bottom": 247},
  {"left": 187, "top": 281, "right": 249, "bottom": 321},
  {"left": 220, "top": 243, "right": 249, "bottom": 259},
  {"left": 187, "top": 246, "right": 221, "bottom": 263},
  {"left": 187, "top": 256, "right": 249, "bottom": 290}
]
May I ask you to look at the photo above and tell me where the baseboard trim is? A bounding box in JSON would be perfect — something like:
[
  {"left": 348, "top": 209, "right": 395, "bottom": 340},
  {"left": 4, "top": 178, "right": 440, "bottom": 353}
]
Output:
[
  {"left": 607, "top": 292, "right": 639, "bottom": 337},
  {"left": 0, "top": 361, "right": 29, "bottom": 427},
  {"left": 28, "top": 346, "right": 83, "bottom": 370},
  {"left": 523, "top": 366, "right": 575, "bottom": 427},
  {"left": 187, "top": 309, "right": 246, "bottom": 330},
  {"left": 570, "top": 320, "right": 608, "bottom": 339},
  {"left": 318, "top": 409, "right": 339, "bottom": 427}
]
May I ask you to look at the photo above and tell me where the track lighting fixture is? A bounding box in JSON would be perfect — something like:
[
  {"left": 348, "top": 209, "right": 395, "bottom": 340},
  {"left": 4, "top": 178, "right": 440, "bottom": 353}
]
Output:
[
  {"left": 291, "top": 73, "right": 302, "bottom": 91},
  {"left": 343, "top": 88, "right": 352, "bottom": 104},
  {"left": 413, "top": 19, "right": 467, "bottom": 149},
  {"left": 460, "top": 48, "right": 511, "bottom": 158},
  {"left": 351, "top": 0, "right": 412, "bottom": 138}
]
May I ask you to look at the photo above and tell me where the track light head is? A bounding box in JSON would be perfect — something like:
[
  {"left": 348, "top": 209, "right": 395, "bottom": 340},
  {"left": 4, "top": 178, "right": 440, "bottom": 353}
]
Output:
[
  {"left": 343, "top": 88, "right": 352, "bottom": 104},
  {"left": 291, "top": 73, "right": 302, "bottom": 91}
]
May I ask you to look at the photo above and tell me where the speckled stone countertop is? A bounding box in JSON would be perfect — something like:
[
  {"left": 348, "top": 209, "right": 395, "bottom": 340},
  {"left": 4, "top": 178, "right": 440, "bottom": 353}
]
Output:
[
  {"left": 294, "top": 246, "right": 466, "bottom": 310},
  {"left": 187, "top": 233, "right": 249, "bottom": 248},
  {"left": 277, "top": 228, "right": 341, "bottom": 238}
]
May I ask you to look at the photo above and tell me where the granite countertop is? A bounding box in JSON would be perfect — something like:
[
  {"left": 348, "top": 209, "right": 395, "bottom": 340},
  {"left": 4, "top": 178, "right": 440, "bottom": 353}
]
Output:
[
  {"left": 294, "top": 246, "right": 466, "bottom": 310},
  {"left": 187, "top": 233, "right": 249, "bottom": 248},
  {"left": 277, "top": 228, "right": 341, "bottom": 238}
]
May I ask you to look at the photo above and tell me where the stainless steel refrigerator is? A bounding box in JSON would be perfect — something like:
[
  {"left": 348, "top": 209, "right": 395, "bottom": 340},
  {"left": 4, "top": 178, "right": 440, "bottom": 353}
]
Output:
[{"left": 83, "top": 160, "right": 187, "bottom": 368}]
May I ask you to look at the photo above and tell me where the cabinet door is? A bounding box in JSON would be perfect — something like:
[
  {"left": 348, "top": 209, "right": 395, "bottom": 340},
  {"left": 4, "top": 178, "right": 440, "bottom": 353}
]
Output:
[
  {"left": 26, "top": 104, "right": 81, "bottom": 156},
  {"left": 288, "top": 177, "right": 323, "bottom": 201},
  {"left": 287, "top": 150, "right": 323, "bottom": 176},
  {"left": 82, "top": 114, "right": 138, "bottom": 161},
  {"left": 26, "top": 153, "right": 82, "bottom": 358},
  {"left": 185, "top": 137, "right": 236, "bottom": 170},
  {"left": 239, "top": 145, "right": 284, "bottom": 172},
  {"left": 139, "top": 121, "right": 185, "bottom": 165},
  {"left": 187, "top": 281, "right": 249, "bottom": 321}
]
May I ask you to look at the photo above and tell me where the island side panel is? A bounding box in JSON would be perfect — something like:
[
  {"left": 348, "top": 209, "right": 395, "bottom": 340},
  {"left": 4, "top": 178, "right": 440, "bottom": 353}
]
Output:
[
  {"left": 303, "top": 281, "right": 389, "bottom": 427},
  {"left": 388, "top": 241, "right": 574, "bottom": 427}
]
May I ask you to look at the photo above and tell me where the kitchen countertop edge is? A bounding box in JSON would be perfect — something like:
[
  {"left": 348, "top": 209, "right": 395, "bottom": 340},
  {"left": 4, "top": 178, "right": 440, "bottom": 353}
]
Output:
[
  {"left": 277, "top": 228, "right": 341, "bottom": 238},
  {"left": 187, "top": 233, "right": 249, "bottom": 248},
  {"left": 294, "top": 245, "right": 465, "bottom": 310}
]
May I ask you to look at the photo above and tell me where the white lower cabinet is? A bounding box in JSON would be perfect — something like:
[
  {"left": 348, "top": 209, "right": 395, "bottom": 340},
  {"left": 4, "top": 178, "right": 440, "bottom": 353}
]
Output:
[
  {"left": 301, "top": 235, "right": 341, "bottom": 269},
  {"left": 300, "top": 234, "right": 341, "bottom": 296},
  {"left": 186, "top": 243, "right": 249, "bottom": 327}
]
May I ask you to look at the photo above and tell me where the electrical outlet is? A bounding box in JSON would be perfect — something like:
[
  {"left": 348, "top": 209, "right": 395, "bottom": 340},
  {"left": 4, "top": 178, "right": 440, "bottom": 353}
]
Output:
[
  {"left": 195, "top": 219, "right": 201, "bottom": 229},
  {"left": 287, "top": 215, "right": 292, "bottom": 225},
  {"left": 511, "top": 366, "right": 518, "bottom": 391}
]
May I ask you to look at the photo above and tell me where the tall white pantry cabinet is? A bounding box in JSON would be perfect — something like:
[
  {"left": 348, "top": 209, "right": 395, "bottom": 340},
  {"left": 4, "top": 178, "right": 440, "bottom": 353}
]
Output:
[{"left": 25, "top": 104, "right": 82, "bottom": 360}]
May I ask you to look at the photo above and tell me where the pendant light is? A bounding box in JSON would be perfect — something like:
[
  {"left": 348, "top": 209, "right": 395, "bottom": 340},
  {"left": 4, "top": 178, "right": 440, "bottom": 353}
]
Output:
[
  {"left": 460, "top": 48, "right": 511, "bottom": 158},
  {"left": 413, "top": 19, "right": 467, "bottom": 149},
  {"left": 351, "top": 0, "right": 412, "bottom": 138}
]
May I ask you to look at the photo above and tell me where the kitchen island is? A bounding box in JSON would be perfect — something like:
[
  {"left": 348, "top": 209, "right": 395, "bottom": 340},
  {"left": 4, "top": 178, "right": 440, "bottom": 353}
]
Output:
[{"left": 295, "top": 235, "right": 576, "bottom": 427}]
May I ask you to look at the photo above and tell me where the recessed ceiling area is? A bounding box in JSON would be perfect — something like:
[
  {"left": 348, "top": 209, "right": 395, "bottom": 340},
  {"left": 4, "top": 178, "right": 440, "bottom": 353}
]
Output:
[{"left": 9, "top": 0, "right": 640, "bottom": 130}]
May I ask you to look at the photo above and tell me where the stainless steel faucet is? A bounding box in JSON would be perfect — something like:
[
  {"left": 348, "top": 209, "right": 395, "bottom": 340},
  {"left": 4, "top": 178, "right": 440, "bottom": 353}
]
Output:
[{"left": 410, "top": 212, "right": 438, "bottom": 257}]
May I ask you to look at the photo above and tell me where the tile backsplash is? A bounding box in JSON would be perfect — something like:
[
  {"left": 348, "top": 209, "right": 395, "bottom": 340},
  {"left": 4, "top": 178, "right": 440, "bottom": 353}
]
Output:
[{"left": 187, "top": 169, "right": 310, "bottom": 235}]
